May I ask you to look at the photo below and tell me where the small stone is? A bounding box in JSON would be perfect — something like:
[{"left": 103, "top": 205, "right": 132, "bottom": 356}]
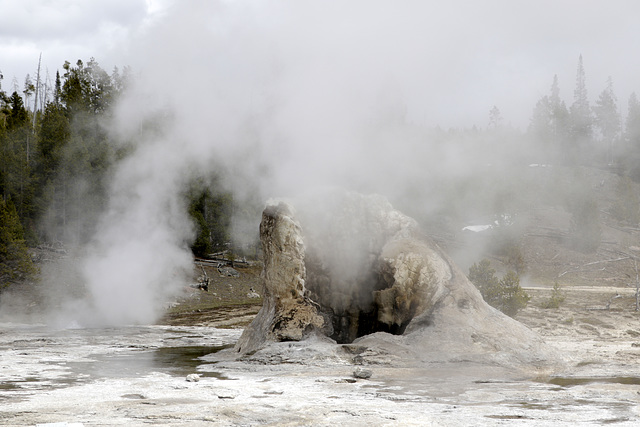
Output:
[
  {"left": 216, "top": 389, "right": 239, "bottom": 399},
  {"left": 353, "top": 367, "right": 373, "bottom": 379},
  {"left": 121, "top": 393, "right": 147, "bottom": 399},
  {"left": 186, "top": 373, "right": 200, "bottom": 382},
  {"left": 336, "top": 378, "right": 357, "bottom": 383}
]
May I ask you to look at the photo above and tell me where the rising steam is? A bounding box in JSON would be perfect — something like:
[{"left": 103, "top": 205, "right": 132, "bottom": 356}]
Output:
[
  {"left": 42, "top": 2, "right": 504, "bottom": 325},
  {"left": 32, "top": 1, "right": 624, "bottom": 326}
]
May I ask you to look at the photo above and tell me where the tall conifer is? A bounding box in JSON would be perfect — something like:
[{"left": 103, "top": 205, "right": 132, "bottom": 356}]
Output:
[{"left": 569, "top": 55, "right": 593, "bottom": 163}]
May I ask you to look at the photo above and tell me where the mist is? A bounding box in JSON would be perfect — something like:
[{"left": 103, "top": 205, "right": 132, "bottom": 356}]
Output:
[{"left": 30, "top": 1, "right": 638, "bottom": 326}]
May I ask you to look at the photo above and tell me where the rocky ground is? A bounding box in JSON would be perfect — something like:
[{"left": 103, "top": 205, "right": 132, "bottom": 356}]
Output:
[
  {"left": 2, "top": 260, "right": 640, "bottom": 426},
  {"left": 159, "top": 262, "right": 263, "bottom": 329},
  {"left": 2, "top": 166, "right": 640, "bottom": 425}
]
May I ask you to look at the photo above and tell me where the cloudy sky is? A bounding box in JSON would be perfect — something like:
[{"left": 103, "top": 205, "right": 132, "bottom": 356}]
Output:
[
  {"left": 0, "top": 0, "right": 159, "bottom": 87},
  {"left": 2, "top": 0, "right": 640, "bottom": 129}
]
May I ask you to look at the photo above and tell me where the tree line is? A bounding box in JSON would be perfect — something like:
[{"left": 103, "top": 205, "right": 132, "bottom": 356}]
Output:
[
  {"left": 526, "top": 55, "right": 640, "bottom": 175},
  {"left": 2, "top": 54, "right": 639, "bottom": 288},
  {"left": 1, "top": 59, "right": 130, "bottom": 246},
  {"left": 0, "top": 58, "right": 234, "bottom": 288}
]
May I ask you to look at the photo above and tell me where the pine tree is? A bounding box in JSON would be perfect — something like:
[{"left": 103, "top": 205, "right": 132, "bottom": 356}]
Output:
[
  {"left": 54, "top": 70, "right": 62, "bottom": 106},
  {"left": 549, "top": 75, "right": 570, "bottom": 153},
  {"left": 489, "top": 106, "right": 503, "bottom": 129},
  {"left": 22, "top": 75, "right": 35, "bottom": 111},
  {"left": 468, "top": 259, "right": 499, "bottom": 299},
  {"left": 542, "top": 282, "right": 566, "bottom": 309},
  {"left": 529, "top": 94, "right": 552, "bottom": 154},
  {"left": 569, "top": 55, "right": 593, "bottom": 164},
  {"left": 0, "top": 70, "right": 8, "bottom": 106},
  {"left": 468, "top": 259, "right": 529, "bottom": 317},
  {"left": 528, "top": 75, "right": 570, "bottom": 164},
  {"left": 33, "top": 102, "right": 71, "bottom": 241},
  {"left": 45, "top": 57, "right": 121, "bottom": 244},
  {"left": 623, "top": 93, "right": 640, "bottom": 180},
  {"left": 0, "top": 198, "right": 36, "bottom": 289},
  {"left": 593, "top": 76, "right": 620, "bottom": 165},
  {"left": 1, "top": 92, "right": 32, "bottom": 216},
  {"left": 495, "top": 270, "right": 530, "bottom": 317},
  {"left": 626, "top": 92, "right": 640, "bottom": 143},
  {"left": 7, "top": 92, "right": 28, "bottom": 129}
]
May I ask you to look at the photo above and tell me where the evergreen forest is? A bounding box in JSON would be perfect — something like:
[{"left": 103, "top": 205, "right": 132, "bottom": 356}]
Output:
[{"left": 0, "top": 58, "right": 235, "bottom": 288}]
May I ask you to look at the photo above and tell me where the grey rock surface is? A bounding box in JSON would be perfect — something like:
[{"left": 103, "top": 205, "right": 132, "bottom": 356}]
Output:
[
  {"left": 353, "top": 367, "right": 373, "bottom": 379},
  {"left": 234, "top": 189, "right": 558, "bottom": 374}
]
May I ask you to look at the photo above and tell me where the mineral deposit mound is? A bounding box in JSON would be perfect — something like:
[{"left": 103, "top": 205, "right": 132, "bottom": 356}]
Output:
[{"left": 235, "top": 190, "right": 556, "bottom": 372}]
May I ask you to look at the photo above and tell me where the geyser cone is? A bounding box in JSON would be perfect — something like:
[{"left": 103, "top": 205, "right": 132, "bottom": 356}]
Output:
[{"left": 235, "top": 190, "right": 556, "bottom": 372}]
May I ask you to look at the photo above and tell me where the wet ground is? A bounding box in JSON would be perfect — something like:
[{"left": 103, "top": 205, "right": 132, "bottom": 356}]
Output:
[
  {"left": 0, "top": 325, "right": 240, "bottom": 403},
  {"left": 1, "top": 309, "right": 639, "bottom": 426},
  {"left": 1, "top": 279, "right": 640, "bottom": 426}
]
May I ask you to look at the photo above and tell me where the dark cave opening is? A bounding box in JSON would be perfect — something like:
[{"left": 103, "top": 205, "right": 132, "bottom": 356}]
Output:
[
  {"left": 305, "top": 260, "right": 412, "bottom": 344},
  {"left": 326, "top": 305, "right": 411, "bottom": 344}
]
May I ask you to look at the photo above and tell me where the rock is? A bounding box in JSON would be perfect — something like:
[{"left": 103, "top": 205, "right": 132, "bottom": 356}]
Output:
[
  {"left": 186, "top": 373, "right": 200, "bottom": 382},
  {"left": 218, "top": 266, "right": 240, "bottom": 277},
  {"left": 121, "top": 393, "right": 147, "bottom": 399},
  {"left": 353, "top": 367, "right": 373, "bottom": 379},
  {"left": 215, "top": 389, "right": 239, "bottom": 399},
  {"left": 234, "top": 202, "right": 330, "bottom": 355},
  {"left": 234, "top": 190, "right": 559, "bottom": 374},
  {"left": 247, "top": 288, "right": 260, "bottom": 298}
]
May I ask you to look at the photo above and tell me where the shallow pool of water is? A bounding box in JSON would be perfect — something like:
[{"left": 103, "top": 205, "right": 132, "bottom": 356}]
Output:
[
  {"left": 0, "top": 325, "right": 241, "bottom": 400},
  {"left": 546, "top": 376, "right": 640, "bottom": 387},
  {"left": 59, "top": 344, "right": 234, "bottom": 381}
]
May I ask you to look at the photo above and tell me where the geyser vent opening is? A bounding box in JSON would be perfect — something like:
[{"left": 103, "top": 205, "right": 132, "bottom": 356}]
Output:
[{"left": 305, "top": 258, "right": 412, "bottom": 344}]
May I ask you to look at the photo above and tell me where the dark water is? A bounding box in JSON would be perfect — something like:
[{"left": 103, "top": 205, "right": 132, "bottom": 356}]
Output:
[
  {"left": 546, "top": 376, "right": 640, "bottom": 387},
  {"left": 62, "top": 344, "right": 234, "bottom": 380}
]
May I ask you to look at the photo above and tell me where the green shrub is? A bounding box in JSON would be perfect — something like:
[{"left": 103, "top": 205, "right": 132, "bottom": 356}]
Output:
[
  {"left": 468, "top": 259, "right": 499, "bottom": 296},
  {"left": 494, "top": 270, "right": 531, "bottom": 316},
  {"left": 541, "top": 281, "right": 566, "bottom": 309},
  {"left": 468, "top": 259, "right": 530, "bottom": 317}
]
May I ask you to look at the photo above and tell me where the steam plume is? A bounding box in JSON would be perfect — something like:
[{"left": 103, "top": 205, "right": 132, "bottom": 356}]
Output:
[
  {"left": 40, "top": 1, "right": 612, "bottom": 325},
  {"left": 65, "top": 2, "right": 483, "bottom": 325}
]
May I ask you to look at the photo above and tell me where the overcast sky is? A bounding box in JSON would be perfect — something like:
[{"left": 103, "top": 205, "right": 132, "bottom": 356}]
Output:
[{"left": 2, "top": 0, "right": 640, "bottom": 129}]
